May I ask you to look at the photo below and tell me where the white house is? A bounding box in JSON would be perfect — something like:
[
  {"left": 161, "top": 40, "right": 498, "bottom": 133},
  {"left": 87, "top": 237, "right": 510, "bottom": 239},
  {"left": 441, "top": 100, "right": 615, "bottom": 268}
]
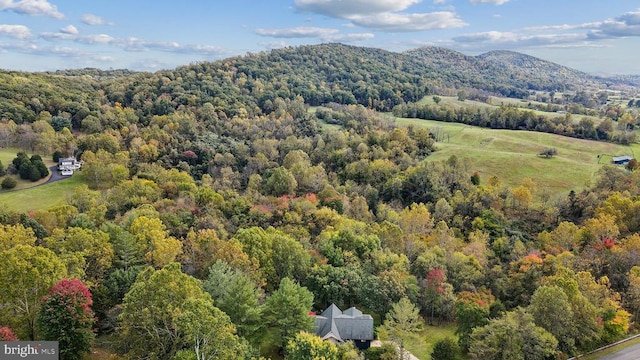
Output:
[{"left": 58, "top": 157, "right": 82, "bottom": 175}]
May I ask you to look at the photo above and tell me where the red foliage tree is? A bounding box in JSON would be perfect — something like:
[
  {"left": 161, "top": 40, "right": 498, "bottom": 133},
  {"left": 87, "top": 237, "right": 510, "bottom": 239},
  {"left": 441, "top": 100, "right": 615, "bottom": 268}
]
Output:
[
  {"left": 426, "top": 268, "right": 446, "bottom": 294},
  {"left": 0, "top": 326, "right": 18, "bottom": 341},
  {"left": 38, "top": 279, "right": 95, "bottom": 360}
]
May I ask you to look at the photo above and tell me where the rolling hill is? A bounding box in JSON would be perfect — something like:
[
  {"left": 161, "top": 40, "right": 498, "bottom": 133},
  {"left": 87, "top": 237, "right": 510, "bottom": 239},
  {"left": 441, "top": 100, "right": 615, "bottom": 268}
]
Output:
[{"left": 1, "top": 43, "right": 636, "bottom": 125}]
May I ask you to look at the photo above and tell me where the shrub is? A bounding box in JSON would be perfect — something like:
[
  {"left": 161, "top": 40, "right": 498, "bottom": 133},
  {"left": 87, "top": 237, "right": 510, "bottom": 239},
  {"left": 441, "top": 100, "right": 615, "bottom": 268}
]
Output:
[
  {"left": 539, "top": 147, "right": 558, "bottom": 158},
  {"left": 35, "top": 161, "right": 49, "bottom": 178},
  {"left": 18, "top": 162, "right": 33, "bottom": 180},
  {"left": 364, "top": 344, "right": 397, "bottom": 360},
  {"left": 431, "top": 337, "right": 461, "bottom": 360},
  {"left": 29, "top": 166, "right": 42, "bottom": 182},
  {"left": 1, "top": 176, "right": 17, "bottom": 189},
  {"left": 52, "top": 150, "right": 63, "bottom": 163}
]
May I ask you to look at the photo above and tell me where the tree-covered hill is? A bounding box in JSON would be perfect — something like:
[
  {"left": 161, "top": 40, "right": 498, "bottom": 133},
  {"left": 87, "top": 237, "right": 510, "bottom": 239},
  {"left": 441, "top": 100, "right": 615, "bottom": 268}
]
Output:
[
  {"left": 474, "top": 50, "right": 600, "bottom": 90},
  {"left": 3, "top": 43, "right": 640, "bottom": 360},
  {"left": 0, "top": 43, "right": 635, "bottom": 125}
]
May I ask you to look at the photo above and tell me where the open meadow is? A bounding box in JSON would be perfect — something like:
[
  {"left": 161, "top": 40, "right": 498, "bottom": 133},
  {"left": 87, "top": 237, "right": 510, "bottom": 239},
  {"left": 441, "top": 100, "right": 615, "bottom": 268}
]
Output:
[
  {"left": 396, "top": 117, "right": 639, "bottom": 200},
  {"left": 418, "top": 95, "right": 601, "bottom": 124}
]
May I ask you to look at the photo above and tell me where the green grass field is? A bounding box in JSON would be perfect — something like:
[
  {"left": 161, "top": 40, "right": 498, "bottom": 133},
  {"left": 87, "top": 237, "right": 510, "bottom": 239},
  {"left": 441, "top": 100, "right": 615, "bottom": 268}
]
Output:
[
  {"left": 377, "top": 323, "right": 459, "bottom": 360},
  {"left": 405, "top": 324, "right": 458, "bottom": 360},
  {"left": 0, "top": 173, "right": 85, "bottom": 213},
  {"left": 419, "top": 95, "right": 600, "bottom": 124},
  {"left": 397, "top": 117, "right": 638, "bottom": 200}
]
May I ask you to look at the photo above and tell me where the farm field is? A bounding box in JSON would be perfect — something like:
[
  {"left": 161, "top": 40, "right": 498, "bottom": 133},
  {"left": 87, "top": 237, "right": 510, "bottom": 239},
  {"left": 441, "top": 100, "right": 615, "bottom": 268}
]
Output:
[{"left": 396, "top": 117, "right": 639, "bottom": 200}]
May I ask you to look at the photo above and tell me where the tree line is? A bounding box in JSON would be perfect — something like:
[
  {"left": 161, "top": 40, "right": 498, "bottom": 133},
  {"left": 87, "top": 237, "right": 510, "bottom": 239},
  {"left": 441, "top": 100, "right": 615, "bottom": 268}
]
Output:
[{"left": 393, "top": 101, "right": 638, "bottom": 144}]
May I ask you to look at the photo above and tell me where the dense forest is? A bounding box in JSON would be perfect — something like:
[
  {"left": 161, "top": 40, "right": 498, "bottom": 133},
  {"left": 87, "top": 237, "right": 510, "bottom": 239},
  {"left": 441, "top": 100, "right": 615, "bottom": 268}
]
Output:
[{"left": 1, "top": 44, "right": 640, "bottom": 360}]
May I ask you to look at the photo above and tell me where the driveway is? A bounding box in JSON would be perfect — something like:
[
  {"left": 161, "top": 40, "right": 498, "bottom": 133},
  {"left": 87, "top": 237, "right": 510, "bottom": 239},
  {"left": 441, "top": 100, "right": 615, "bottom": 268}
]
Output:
[
  {"left": 0, "top": 166, "right": 69, "bottom": 194},
  {"left": 46, "top": 165, "right": 69, "bottom": 184}
]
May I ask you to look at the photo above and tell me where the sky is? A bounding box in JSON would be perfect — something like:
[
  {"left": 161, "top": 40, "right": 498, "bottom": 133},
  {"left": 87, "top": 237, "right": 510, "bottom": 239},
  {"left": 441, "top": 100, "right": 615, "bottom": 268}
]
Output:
[{"left": 0, "top": 0, "right": 639, "bottom": 74}]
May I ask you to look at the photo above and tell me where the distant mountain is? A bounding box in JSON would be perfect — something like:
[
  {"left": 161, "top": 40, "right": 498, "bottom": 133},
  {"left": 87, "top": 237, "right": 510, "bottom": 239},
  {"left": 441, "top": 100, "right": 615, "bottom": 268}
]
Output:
[
  {"left": 404, "top": 47, "right": 602, "bottom": 93},
  {"left": 603, "top": 74, "right": 640, "bottom": 88},
  {"left": 0, "top": 43, "right": 636, "bottom": 124}
]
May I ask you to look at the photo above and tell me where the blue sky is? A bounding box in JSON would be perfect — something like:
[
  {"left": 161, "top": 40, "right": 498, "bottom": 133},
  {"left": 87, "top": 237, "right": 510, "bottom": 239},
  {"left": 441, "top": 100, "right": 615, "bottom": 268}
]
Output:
[{"left": 0, "top": 0, "right": 639, "bottom": 74}]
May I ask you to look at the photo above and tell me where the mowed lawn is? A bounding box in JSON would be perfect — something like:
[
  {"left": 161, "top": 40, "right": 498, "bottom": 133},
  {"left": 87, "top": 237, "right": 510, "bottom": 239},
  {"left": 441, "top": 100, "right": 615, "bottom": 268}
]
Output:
[
  {"left": 377, "top": 323, "right": 459, "bottom": 360},
  {"left": 0, "top": 173, "right": 85, "bottom": 212},
  {"left": 396, "top": 117, "right": 639, "bottom": 200}
]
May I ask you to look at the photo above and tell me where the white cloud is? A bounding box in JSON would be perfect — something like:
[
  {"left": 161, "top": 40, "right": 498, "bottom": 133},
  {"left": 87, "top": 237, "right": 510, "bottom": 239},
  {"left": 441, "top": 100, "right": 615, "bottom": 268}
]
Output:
[
  {"left": 351, "top": 11, "right": 466, "bottom": 31},
  {"left": 525, "top": 22, "right": 600, "bottom": 32},
  {"left": 48, "top": 46, "right": 84, "bottom": 57},
  {"left": 293, "top": 0, "right": 465, "bottom": 32},
  {"left": 40, "top": 31, "right": 72, "bottom": 41},
  {"left": 451, "top": 30, "right": 588, "bottom": 50},
  {"left": 60, "top": 24, "right": 78, "bottom": 35},
  {"left": 469, "top": 0, "right": 510, "bottom": 5},
  {"left": 447, "top": 8, "right": 640, "bottom": 52},
  {"left": 255, "top": 26, "right": 374, "bottom": 43},
  {"left": 0, "top": 24, "right": 31, "bottom": 39},
  {"left": 337, "top": 32, "right": 375, "bottom": 41},
  {"left": 0, "top": 0, "right": 63, "bottom": 19},
  {"left": 294, "top": 0, "right": 420, "bottom": 18},
  {"left": 523, "top": 9, "right": 640, "bottom": 41},
  {"left": 256, "top": 26, "right": 374, "bottom": 43},
  {"left": 77, "top": 34, "right": 115, "bottom": 44},
  {"left": 40, "top": 31, "right": 114, "bottom": 44},
  {"left": 39, "top": 28, "right": 228, "bottom": 56},
  {"left": 588, "top": 9, "right": 640, "bottom": 39},
  {"left": 81, "top": 13, "right": 113, "bottom": 26},
  {"left": 120, "top": 37, "right": 228, "bottom": 56},
  {"left": 256, "top": 27, "right": 339, "bottom": 38}
]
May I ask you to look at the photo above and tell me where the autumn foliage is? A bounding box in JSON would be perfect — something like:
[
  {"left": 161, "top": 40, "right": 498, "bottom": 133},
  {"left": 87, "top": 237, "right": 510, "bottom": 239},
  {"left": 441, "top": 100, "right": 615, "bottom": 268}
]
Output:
[
  {"left": 0, "top": 326, "right": 18, "bottom": 341},
  {"left": 38, "top": 279, "right": 95, "bottom": 360}
]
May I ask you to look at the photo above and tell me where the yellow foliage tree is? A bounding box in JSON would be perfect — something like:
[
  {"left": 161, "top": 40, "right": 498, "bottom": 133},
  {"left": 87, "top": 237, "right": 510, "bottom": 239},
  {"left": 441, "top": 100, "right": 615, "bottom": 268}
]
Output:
[{"left": 128, "top": 216, "right": 182, "bottom": 268}]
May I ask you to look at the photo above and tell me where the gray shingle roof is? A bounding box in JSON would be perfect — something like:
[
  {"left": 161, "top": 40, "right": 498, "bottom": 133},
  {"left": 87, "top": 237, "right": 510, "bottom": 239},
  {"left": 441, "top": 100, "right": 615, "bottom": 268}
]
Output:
[{"left": 314, "top": 304, "right": 374, "bottom": 342}]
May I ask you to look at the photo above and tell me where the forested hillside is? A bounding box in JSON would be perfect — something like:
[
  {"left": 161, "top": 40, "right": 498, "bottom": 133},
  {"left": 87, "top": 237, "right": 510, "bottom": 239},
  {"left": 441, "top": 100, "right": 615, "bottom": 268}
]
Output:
[{"left": 1, "top": 44, "right": 640, "bottom": 360}]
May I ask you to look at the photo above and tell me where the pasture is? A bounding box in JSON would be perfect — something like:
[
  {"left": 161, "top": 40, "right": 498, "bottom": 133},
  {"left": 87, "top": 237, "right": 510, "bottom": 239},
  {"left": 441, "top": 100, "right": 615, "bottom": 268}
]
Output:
[
  {"left": 397, "top": 117, "right": 638, "bottom": 200},
  {"left": 418, "top": 95, "right": 601, "bottom": 124}
]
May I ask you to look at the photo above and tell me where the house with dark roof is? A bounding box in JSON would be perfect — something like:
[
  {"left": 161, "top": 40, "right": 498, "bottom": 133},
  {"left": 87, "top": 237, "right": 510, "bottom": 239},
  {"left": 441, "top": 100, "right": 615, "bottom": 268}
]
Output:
[{"left": 314, "top": 304, "right": 374, "bottom": 349}]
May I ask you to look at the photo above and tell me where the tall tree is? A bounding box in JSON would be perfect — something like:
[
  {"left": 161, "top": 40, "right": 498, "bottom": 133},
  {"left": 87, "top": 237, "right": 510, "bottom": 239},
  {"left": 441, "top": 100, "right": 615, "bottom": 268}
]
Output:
[
  {"left": 528, "top": 285, "right": 574, "bottom": 355},
  {"left": 202, "top": 260, "right": 263, "bottom": 341},
  {"left": 382, "top": 297, "right": 423, "bottom": 359},
  {"left": 43, "top": 227, "right": 114, "bottom": 283},
  {"left": 37, "top": 279, "right": 95, "bottom": 360},
  {"left": 469, "top": 308, "right": 557, "bottom": 360},
  {"left": 174, "top": 298, "right": 249, "bottom": 360},
  {"left": 118, "top": 263, "right": 244, "bottom": 359},
  {"left": 0, "top": 244, "right": 67, "bottom": 340},
  {"left": 262, "top": 277, "right": 314, "bottom": 350}
]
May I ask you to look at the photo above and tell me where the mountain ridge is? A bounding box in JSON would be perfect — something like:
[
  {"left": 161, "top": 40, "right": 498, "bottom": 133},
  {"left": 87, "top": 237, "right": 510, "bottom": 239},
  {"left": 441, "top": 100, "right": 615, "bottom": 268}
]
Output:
[{"left": 1, "top": 43, "right": 636, "bottom": 125}]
